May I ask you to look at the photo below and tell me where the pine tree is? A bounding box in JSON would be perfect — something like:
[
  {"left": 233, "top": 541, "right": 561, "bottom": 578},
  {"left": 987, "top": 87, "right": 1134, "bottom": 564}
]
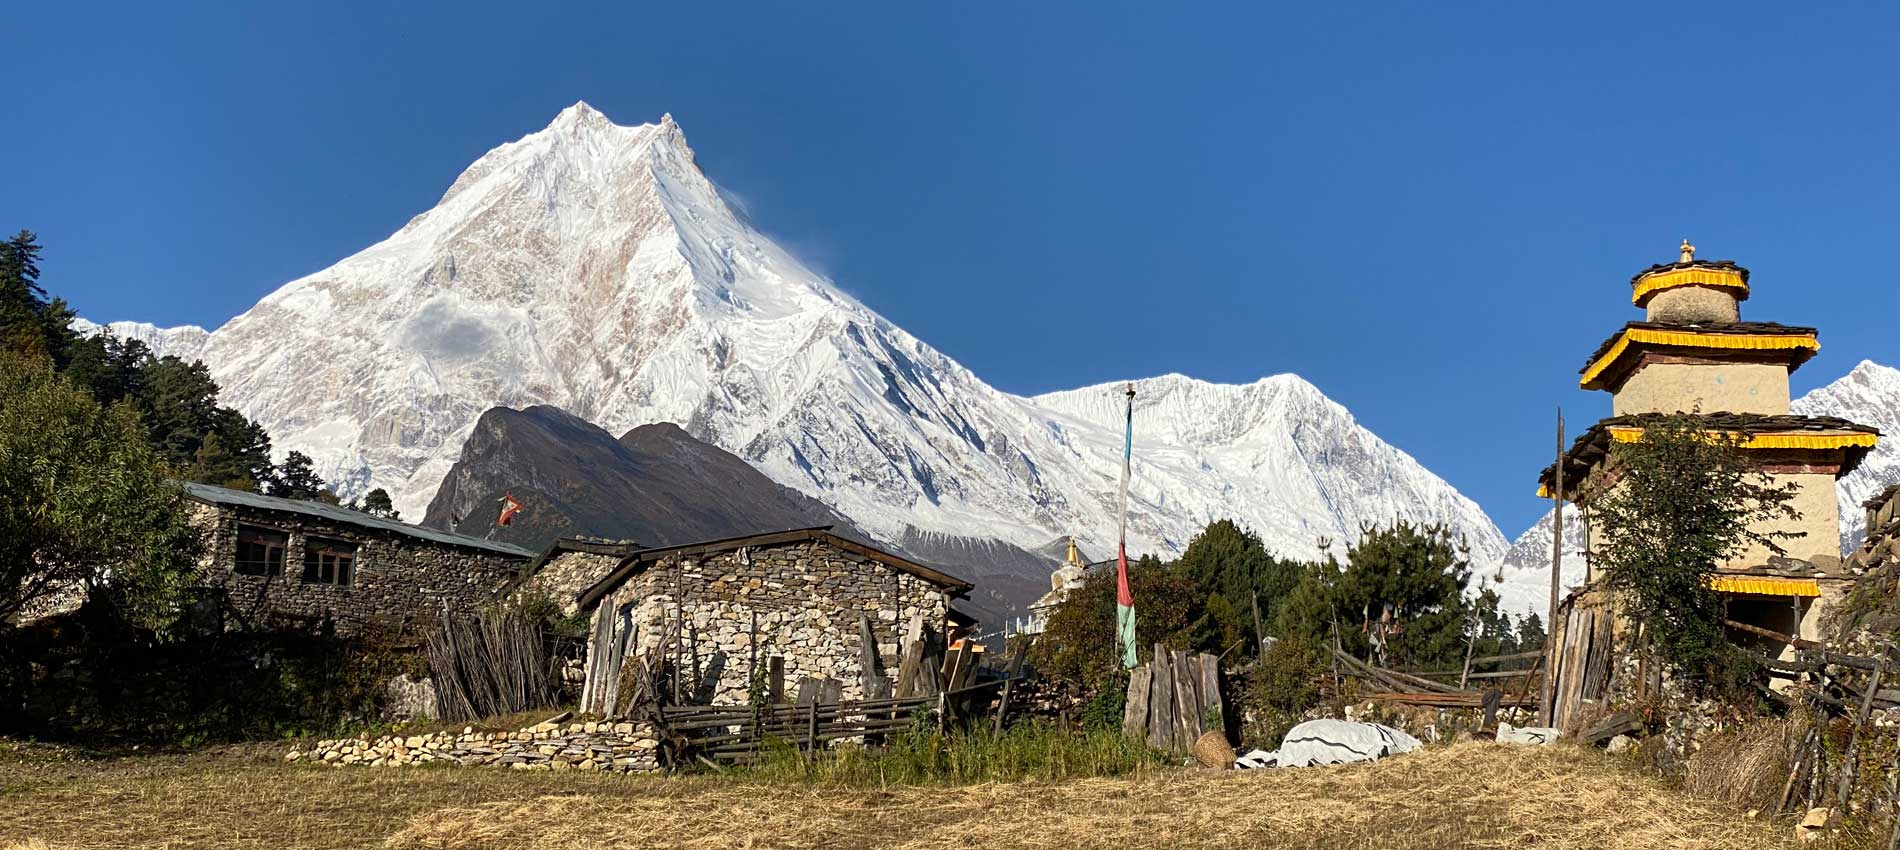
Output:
[
  {"left": 1516, "top": 611, "right": 1546, "bottom": 652},
  {"left": 1173, "top": 518, "right": 1305, "bottom": 646},
  {"left": 269, "top": 451, "right": 328, "bottom": 501},
  {"left": 360, "top": 488, "right": 399, "bottom": 520},
  {"left": 0, "top": 230, "right": 77, "bottom": 365}
]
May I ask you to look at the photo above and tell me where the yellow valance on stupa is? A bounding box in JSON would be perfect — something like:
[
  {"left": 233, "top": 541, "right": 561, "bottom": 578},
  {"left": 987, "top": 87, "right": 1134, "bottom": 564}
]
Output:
[
  {"left": 1580, "top": 327, "right": 1820, "bottom": 389},
  {"left": 1706, "top": 575, "right": 1819, "bottom": 597},
  {"left": 1631, "top": 266, "right": 1750, "bottom": 306},
  {"left": 1604, "top": 426, "right": 1876, "bottom": 451}
]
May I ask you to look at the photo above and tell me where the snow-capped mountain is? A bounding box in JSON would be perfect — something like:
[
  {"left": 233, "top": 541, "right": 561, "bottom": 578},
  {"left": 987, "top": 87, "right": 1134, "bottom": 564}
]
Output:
[
  {"left": 1496, "top": 359, "right": 1899, "bottom": 616},
  {"left": 1491, "top": 504, "right": 1587, "bottom": 619},
  {"left": 1793, "top": 359, "right": 1900, "bottom": 552},
  {"left": 79, "top": 102, "right": 1507, "bottom": 574}
]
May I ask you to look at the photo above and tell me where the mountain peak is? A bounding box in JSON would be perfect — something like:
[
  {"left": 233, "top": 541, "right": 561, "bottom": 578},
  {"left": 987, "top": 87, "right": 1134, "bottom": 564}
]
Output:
[{"left": 549, "top": 100, "right": 609, "bottom": 129}]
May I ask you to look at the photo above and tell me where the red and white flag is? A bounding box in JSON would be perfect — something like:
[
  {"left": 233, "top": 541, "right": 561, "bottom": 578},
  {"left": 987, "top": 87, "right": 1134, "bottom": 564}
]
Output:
[{"left": 498, "top": 492, "right": 522, "bottom": 526}]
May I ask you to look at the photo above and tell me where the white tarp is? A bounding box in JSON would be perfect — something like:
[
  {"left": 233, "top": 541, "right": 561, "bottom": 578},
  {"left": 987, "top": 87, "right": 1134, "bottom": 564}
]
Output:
[
  {"left": 1233, "top": 719, "right": 1422, "bottom": 769},
  {"left": 1495, "top": 722, "right": 1559, "bottom": 745}
]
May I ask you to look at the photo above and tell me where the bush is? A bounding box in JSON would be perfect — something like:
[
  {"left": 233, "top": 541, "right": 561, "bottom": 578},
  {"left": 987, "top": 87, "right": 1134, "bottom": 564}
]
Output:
[{"left": 1242, "top": 636, "right": 1324, "bottom": 746}]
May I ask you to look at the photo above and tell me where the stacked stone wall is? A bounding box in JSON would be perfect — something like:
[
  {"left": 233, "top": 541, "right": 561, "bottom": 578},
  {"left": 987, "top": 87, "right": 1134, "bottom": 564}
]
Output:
[
  {"left": 522, "top": 550, "right": 625, "bottom": 615},
  {"left": 287, "top": 715, "right": 661, "bottom": 772},
  {"left": 193, "top": 502, "right": 527, "bottom": 635}
]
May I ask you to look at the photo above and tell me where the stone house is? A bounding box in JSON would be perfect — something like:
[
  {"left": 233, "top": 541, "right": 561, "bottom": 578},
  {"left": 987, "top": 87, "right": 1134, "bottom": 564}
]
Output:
[
  {"left": 551, "top": 527, "right": 973, "bottom": 706},
  {"left": 187, "top": 483, "right": 535, "bottom": 635}
]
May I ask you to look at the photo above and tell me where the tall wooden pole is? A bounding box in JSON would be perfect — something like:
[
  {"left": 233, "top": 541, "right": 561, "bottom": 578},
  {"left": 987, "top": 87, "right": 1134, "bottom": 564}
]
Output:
[{"left": 1540, "top": 407, "right": 1565, "bottom": 727}]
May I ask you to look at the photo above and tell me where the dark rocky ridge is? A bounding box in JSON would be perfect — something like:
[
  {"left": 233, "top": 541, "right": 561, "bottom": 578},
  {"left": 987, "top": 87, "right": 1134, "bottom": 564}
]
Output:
[
  {"left": 420, "top": 405, "right": 1068, "bottom": 631},
  {"left": 421, "top": 406, "right": 857, "bottom": 552}
]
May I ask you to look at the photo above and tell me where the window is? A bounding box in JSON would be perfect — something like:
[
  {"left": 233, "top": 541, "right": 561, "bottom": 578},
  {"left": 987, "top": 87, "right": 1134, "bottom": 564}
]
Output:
[
  {"left": 235, "top": 525, "right": 288, "bottom": 576},
  {"left": 302, "top": 538, "right": 357, "bottom": 586}
]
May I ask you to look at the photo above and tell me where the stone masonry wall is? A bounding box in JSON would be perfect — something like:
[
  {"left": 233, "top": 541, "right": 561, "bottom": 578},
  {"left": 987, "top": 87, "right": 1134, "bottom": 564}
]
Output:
[
  {"left": 288, "top": 715, "right": 661, "bottom": 772},
  {"left": 607, "top": 539, "right": 953, "bottom": 704},
  {"left": 194, "top": 502, "right": 527, "bottom": 635},
  {"left": 522, "top": 550, "right": 625, "bottom": 616}
]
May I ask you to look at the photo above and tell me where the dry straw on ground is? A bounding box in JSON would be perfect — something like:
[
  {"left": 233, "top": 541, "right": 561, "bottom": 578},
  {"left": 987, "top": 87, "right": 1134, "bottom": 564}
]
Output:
[{"left": 1, "top": 742, "right": 1813, "bottom": 850}]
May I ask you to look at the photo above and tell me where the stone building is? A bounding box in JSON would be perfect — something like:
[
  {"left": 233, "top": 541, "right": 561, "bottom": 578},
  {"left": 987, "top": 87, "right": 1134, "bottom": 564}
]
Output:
[
  {"left": 187, "top": 483, "right": 535, "bottom": 634},
  {"left": 1538, "top": 241, "right": 1880, "bottom": 654},
  {"left": 569, "top": 527, "right": 973, "bottom": 705}
]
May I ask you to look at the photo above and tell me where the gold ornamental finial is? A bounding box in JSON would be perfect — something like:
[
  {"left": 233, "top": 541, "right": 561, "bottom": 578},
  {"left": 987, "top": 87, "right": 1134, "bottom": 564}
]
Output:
[{"left": 1679, "top": 238, "right": 1695, "bottom": 263}]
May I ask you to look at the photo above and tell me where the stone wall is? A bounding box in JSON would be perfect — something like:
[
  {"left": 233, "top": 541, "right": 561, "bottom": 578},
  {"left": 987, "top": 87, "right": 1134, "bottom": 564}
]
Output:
[
  {"left": 193, "top": 502, "right": 527, "bottom": 635},
  {"left": 523, "top": 549, "right": 626, "bottom": 616},
  {"left": 288, "top": 715, "right": 660, "bottom": 772},
  {"left": 604, "top": 539, "right": 954, "bottom": 704}
]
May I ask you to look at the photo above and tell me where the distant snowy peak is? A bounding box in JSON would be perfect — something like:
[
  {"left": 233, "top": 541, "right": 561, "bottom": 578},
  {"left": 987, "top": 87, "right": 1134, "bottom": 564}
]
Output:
[
  {"left": 70, "top": 318, "right": 210, "bottom": 362},
  {"left": 75, "top": 102, "right": 1510, "bottom": 589},
  {"left": 1793, "top": 359, "right": 1900, "bottom": 550},
  {"left": 1493, "top": 504, "right": 1588, "bottom": 618}
]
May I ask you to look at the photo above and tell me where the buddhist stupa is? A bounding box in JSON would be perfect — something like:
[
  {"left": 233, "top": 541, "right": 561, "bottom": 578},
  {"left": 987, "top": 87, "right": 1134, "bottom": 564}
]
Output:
[{"left": 1538, "top": 241, "right": 1878, "bottom": 650}]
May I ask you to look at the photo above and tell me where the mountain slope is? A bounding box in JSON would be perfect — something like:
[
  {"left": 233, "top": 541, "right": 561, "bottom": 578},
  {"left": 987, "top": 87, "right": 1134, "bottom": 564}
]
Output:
[
  {"left": 420, "top": 405, "right": 856, "bottom": 552},
  {"left": 1791, "top": 359, "right": 1900, "bottom": 552},
  {"left": 83, "top": 102, "right": 1509, "bottom": 582}
]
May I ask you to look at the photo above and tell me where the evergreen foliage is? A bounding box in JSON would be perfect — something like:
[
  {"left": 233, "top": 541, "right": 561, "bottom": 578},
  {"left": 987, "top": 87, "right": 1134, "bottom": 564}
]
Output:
[
  {"left": 1588, "top": 413, "right": 1800, "bottom": 693},
  {"left": 269, "top": 450, "right": 329, "bottom": 501},
  {"left": 1173, "top": 519, "right": 1305, "bottom": 652},
  {"left": 1270, "top": 521, "right": 1492, "bottom": 670},
  {"left": 2, "top": 231, "right": 277, "bottom": 491},
  {"left": 359, "top": 487, "right": 399, "bottom": 520}
]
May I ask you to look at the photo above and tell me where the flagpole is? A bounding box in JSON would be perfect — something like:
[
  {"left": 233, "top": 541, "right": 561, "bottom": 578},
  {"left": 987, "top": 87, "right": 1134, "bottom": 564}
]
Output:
[{"left": 1115, "top": 382, "right": 1138, "bottom": 670}]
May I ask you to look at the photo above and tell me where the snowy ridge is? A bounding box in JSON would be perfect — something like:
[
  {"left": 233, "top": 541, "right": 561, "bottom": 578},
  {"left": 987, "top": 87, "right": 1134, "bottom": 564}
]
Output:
[
  {"left": 1792, "top": 360, "right": 1900, "bottom": 552},
  {"left": 79, "top": 102, "right": 1508, "bottom": 576}
]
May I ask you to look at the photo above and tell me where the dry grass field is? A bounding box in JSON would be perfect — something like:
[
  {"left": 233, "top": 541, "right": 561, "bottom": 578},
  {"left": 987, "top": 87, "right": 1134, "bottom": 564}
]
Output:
[{"left": 0, "top": 740, "right": 1831, "bottom": 850}]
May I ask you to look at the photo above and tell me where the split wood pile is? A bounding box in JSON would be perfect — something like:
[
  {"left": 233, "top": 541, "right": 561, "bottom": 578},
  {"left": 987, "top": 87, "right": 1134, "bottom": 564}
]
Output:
[
  {"left": 426, "top": 610, "right": 559, "bottom": 722},
  {"left": 1121, "top": 644, "right": 1226, "bottom": 754}
]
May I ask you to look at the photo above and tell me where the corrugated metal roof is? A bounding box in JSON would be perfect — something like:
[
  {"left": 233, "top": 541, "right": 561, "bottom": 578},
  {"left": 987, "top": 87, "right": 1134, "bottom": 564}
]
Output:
[{"left": 181, "top": 482, "right": 536, "bottom": 558}]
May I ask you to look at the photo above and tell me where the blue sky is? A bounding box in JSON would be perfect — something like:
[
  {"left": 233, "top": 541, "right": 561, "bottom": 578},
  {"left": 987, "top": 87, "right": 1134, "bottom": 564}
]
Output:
[{"left": 4, "top": 2, "right": 1896, "bottom": 536}]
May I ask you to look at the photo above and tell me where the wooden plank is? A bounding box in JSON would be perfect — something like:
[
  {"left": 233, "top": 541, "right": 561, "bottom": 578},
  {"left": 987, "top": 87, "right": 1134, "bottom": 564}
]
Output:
[
  {"left": 1197, "top": 652, "right": 1224, "bottom": 738},
  {"left": 858, "top": 614, "right": 886, "bottom": 697},
  {"left": 820, "top": 677, "right": 843, "bottom": 707},
  {"left": 768, "top": 656, "right": 785, "bottom": 704},
  {"left": 1835, "top": 661, "right": 1886, "bottom": 808},
  {"left": 1724, "top": 618, "right": 1823, "bottom": 650},
  {"left": 1147, "top": 644, "right": 1174, "bottom": 752},
  {"left": 992, "top": 641, "right": 1027, "bottom": 734},
  {"left": 1580, "top": 710, "right": 1641, "bottom": 745},
  {"left": 1122, "top": 665, "right": 1153, "bottom": 741},
  {"left": 894, "top": 614, "right": 925, "bottom": 697},
  {"left": 792, "top": 676, "right": 818, "bottom": 706},
  {"left": 1172, "top": 649, "right": 1201, "bottom": 752}
]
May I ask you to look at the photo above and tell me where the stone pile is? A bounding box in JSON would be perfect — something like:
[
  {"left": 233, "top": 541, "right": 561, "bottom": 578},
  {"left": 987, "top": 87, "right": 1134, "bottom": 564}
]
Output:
[{"left": 286, "top": 714, "right": 660, "bottom": 772}]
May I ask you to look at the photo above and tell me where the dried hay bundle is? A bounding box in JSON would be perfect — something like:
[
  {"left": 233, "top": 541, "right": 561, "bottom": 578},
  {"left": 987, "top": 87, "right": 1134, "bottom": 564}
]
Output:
[{"left": 1682, "top": 713, "right": 1802, "bottom": 810}]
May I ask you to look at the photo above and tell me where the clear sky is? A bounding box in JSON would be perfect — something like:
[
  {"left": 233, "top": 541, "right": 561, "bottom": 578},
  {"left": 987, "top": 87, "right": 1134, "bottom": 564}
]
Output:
[{"left": 5, "top": 2, "right": 1896, "bottom": 537}]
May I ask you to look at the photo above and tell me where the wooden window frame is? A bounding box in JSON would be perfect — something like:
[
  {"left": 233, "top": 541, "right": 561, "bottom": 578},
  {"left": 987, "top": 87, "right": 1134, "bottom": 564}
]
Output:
[
  {"left": 301, "top": 537, "right": 358, "bottom": 587},
  {"left": 234, "top": 524, "right": 288, "bottom": 577}
]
